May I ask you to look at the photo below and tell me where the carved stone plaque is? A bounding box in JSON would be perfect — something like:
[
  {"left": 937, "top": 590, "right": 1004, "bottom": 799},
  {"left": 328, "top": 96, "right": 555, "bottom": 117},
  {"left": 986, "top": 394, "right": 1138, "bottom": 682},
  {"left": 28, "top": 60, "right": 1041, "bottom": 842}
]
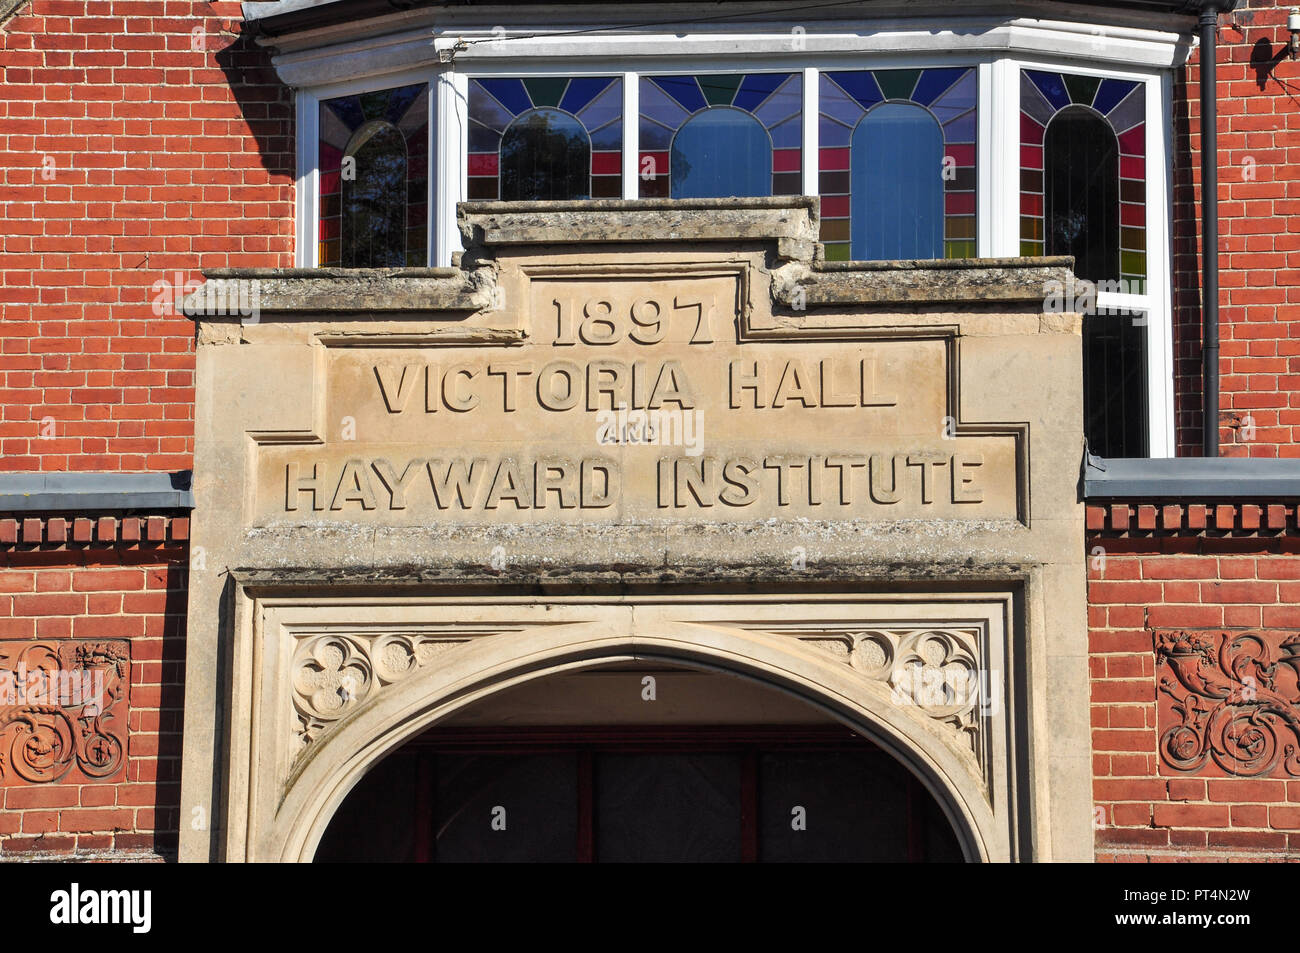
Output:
[{"left": 252, "top": 271, "right": 1021, "bottom": 525}]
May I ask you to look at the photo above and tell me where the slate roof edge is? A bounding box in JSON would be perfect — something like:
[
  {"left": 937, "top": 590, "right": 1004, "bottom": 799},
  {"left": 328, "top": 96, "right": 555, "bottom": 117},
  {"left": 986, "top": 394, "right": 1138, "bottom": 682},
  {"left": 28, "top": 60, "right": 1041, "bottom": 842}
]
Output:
[
  {"left": 0, "top": 472, "right": 195, "bottom": 512},
  {"left": 1083, "top": 455, "right": 1300, "bottom": 500}
]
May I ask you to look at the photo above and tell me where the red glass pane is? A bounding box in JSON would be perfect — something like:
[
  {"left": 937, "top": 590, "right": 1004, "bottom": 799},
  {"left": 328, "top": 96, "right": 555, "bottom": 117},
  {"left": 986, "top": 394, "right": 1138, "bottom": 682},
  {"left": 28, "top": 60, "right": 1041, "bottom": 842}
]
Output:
[
  {"left": 773, "top": 148, "right": 801, "bottom": 173},
  {"left": 1020, "top": 144, "right": 1042, "bottom": 169},
  {"left": 819, "top": 147, "right": 850, "bottom": 172},
  {"left": 945, "top": 143, "right": 975, "bottom": 167},
  {"left": 1020, "top": 114, "right": 1044, "bottom": 145},
  {"left": 1117, "top": 123, "right": 1145, "bottom": 156},
  {"left": 1120, "top": 202, "right": 1145, "bottom": 227},
  {"left": 1120, "top": 155, "right": 1145, "bottom": 180},
  {"left": 590, "top": 151, "right": 621, "bottom": 176},
  {"left": 467, "top": 153, "right": 499, "bottom": 177},
  {"left": 820, "top": 194, "right": 850, "bottom": 218},
  {"left": 945, "top": 191, "right": 976, "bottom": 216}
]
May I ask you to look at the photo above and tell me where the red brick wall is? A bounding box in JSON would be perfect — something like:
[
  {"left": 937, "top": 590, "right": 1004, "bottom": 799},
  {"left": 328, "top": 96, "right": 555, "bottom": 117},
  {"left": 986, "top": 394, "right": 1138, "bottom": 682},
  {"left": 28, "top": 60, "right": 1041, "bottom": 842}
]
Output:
[
  {"left": 0, "top": 0, "right": 293, "bottom": 473},
  {"left": 0, "top": 543, "right": 187, "bottom": 859},
  {"left": 1173, "top": 0, "right": 1300, "bottom": 457},
  {"left": 1089, "top": 521, "right": 1300, "bottom": 861}
]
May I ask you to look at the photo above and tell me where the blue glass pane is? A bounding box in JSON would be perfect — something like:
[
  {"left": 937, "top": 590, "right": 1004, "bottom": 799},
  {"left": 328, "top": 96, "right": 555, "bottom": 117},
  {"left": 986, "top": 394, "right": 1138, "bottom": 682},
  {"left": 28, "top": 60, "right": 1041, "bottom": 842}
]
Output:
[
  {"left": 928, "top": 70, "right": 976, "bottom": 125},
  {"left": 942, "top": 109, "right": 977, "bottom": 144},
  {"left": 640, "top": 119, "right": 674, "bottom": 151},
  {"left": 639, "top": 77, "right": 692, "bottom": 129},
  {"left": 576, "top": 79, "right": 622, "bottom": 133},
  {"left": 671, "top": 108, "right": 771, "bottom": 199},
  {"left": 589, "top": 118, "right": 622, "bottom": 151},
  {"left": 396, "top": 87, "right": 429, "bottom": 136},
  {"left": 851, "top": 102, "right": 943, "bottom": 260},
  {"left": 1105, "top": 85, "right": 1145, "bottom": 134},
  {"left": 1027, "top": 70, "right": 1071, "bottom": 111},
  {"left": 469, "top": 84, "right": 515, "bottom": 134},
  {"left": 1094, "top": 78, "right": 1140, "bottom": 117},
  {"left": 819, "top": 115, "right": 854, "bottom": 148},
  {"left": 560, "top": 76, "right": 615, "bottom": 115},
  {"left": 652, "top": 76, "right": 707, "bottom": 113},
  {"left": 1020, "top": 72, "right": 1057, "bottom": 126},
  {"left": 911, "top": 68, "right": 966, "bottom": 107},
  {"left": 768, "top": 115, "right": 801, "bottom": 150},
  {"left": 753, "top": 73, "right": 800, "bottom": 129},
  {"left": 325, "top": 96, "right": 365, "bottom": 133},
  {"left": 319, "top": 104, "right": 354, "bottom": 150},
  {"left": 468, "top": 121, "right": 502, "bottom": 154},
  {"left": 826, "top": 71, "right": 884, "bottom": 111},
  {"left": 819, "top": 76, "right": 867, "bottom": 130},
  {"left": 733, "top": 72, "right": 788, "bottom": 112},
  {"left": 383, "top": 84, "right": 423, "bottom": 124},
  {"left": 476, "top": 79, "right": 532, "bottom": 116}
]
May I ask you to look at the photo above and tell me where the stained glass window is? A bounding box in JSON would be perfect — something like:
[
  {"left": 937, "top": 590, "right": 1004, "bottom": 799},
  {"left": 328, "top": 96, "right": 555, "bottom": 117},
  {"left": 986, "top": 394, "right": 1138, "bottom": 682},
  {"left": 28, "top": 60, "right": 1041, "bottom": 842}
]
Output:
[
  {"left": 319, "top": 84, "right": 428, "bottom": 268},
  {"left": 468, "top": 77, "right": 623, "bottom": 201},
  {"left": 1021, "top": 69, "right": 1145, "bottom": 289},
  {"left": 819, "top": 68, "right": 976, "bottom": 262},
  {"left": 639, "top": 73, "right": 802, "bottom": 199}
]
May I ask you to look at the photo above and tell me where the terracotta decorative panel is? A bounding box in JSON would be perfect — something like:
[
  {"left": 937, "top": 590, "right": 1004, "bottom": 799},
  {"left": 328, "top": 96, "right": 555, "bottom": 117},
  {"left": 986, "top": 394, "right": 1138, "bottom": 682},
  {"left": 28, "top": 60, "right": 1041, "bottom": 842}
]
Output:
[
  {"left": 1156, "top": 629, "right": 1300, "bottom": 778},
  {"left": 0, "top": 640, "right": 130, "bottom": 785}
]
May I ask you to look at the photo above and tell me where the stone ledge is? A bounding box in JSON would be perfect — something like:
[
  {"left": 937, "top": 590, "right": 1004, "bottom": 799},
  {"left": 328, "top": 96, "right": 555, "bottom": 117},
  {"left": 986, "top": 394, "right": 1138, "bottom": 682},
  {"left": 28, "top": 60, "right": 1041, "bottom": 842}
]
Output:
[{"left": 186, "top": 198, "right": 1079, "bottom": 318}]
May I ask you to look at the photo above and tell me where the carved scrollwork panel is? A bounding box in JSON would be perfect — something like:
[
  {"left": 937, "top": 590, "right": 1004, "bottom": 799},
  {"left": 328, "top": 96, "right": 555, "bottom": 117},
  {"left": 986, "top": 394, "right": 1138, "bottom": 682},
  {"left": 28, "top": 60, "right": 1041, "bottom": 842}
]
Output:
[
  {"left": 1156, "top": 628, "right": 1300, "bottom": 778},
  {"left": 0, "top": 640, "right": 130, "bottom": 785}
]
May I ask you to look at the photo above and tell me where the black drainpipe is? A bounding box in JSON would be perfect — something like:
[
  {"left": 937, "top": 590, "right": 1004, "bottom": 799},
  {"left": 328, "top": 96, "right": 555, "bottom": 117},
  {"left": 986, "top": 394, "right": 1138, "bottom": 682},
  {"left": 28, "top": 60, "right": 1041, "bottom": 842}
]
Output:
[{"left": 1199, "top": 2, "right": 1225, "bottom": 457}]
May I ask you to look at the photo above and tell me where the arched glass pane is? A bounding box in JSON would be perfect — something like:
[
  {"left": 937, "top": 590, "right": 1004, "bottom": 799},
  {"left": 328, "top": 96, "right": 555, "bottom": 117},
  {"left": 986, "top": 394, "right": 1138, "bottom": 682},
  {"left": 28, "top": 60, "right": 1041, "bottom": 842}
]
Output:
[
  {"left": 341, "top": 121, "right": 408, "bottom": 268},
  {"left": 670, "top": 108, "right": 771, "bottom": 199},
  {"left": 1045, "top": 106, "right": 1119, "bottom": 282},
  {"left": 851, "top": 102, "right": 944, "bottom": 260},
  {"left": 500, "top": 108, "right": 591, "bottom": 201}
]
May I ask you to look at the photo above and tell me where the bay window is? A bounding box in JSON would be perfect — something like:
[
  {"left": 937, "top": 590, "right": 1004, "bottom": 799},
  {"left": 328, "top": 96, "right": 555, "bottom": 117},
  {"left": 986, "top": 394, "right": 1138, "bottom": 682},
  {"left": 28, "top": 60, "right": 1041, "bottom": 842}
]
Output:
[{"left": 291, "top": 23, "right": 1175, "bottom": 457}]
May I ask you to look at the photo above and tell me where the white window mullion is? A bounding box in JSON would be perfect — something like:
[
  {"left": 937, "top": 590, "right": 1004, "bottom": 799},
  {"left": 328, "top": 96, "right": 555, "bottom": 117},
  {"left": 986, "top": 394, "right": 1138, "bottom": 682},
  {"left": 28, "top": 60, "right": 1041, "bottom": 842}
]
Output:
[
  {"left": 985, "top": 58, "right": 1018, "bottom": 260},
  {"left": 623, "top": 72, "right": 639, "bottom": 200},
  {"left": 1146, "top": 71, "right": 1175, "bottom": 458},
  {"left": 295, "top": 89, "right": 319, "bottom": 268},
  {"left": 436, "top": 68, "right": 467, "bottom": 266},
  {"left": 803, "top": 66, "right": 818, "bottom": 199}
]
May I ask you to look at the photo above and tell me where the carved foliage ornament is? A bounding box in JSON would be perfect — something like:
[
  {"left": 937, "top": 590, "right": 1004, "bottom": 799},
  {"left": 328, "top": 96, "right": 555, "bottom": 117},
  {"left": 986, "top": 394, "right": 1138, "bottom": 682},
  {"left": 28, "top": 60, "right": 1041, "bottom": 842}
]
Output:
[
  {"left": 796, "top": 627, "right": 991, "bottom": 763},
  {"left": 1156, "top": 628, "right": 1300, "bottom": 778},
  {"left": 0, "top": 640, "right": 130, "bottom": 785},
  {"left": 291, "top": 633, "right": 469, "bottom": 752}
]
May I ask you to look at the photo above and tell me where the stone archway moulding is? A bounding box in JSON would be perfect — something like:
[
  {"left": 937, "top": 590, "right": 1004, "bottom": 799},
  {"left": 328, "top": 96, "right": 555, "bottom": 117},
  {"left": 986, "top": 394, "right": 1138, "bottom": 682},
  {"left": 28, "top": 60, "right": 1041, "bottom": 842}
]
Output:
[{"left": 220, "top": 591, "right": 1025, "bottom": 863}]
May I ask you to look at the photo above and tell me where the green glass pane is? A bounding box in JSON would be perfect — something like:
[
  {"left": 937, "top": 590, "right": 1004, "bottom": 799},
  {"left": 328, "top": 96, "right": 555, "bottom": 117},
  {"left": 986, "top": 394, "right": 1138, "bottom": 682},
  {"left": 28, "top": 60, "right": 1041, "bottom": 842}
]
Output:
[
  {"left": 875, "top": 69, "right": 922, "bottom": 101},
  {"left": 1121, "top": 226, "right": 1146, "bottom": 252},
  {"left": 945, "top": 240, "right": 976, "bottom": 259},
  {"left": 523, "top": 77, "right": 569, "bottom": 109},
  {"left": 823, "top": 242, "right": 851, "bottom": 261},
  {"left": 359, "top": 90, "right": 389, "bottom": 120},
  {"left": 1020, "top": 240, "right": 1044, "bottom": 257},
  {"left": 700, "top": 74, "right": 744, "bottom": 107},
  {"left": 1120, "top": 251, "right": 1147, "bottom": 279},
  {"left": 1064, "top": 74, "right": 1101, "bottom": 108}
]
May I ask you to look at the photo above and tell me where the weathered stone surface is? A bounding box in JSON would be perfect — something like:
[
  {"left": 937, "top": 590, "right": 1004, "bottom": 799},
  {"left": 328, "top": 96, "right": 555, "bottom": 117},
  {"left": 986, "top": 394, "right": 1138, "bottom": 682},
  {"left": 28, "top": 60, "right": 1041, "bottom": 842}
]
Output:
[{"left": 178, "top": 198, "right": 1090, "bottom": 865}]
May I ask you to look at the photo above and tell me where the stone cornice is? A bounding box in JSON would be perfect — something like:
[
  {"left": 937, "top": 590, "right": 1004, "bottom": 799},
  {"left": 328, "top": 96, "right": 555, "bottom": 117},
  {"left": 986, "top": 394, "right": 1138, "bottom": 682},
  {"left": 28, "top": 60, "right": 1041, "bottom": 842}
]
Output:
[{"left": 185, "top": 198, "right": 1076, "bottom": 319}]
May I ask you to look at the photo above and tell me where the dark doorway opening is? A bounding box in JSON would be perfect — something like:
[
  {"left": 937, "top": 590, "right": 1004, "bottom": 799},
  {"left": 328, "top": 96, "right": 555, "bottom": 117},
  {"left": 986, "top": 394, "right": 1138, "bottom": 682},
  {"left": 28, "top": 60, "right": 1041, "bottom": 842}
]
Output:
[{"left": 315, "top": 725, "right": 964, "bottom": 862}]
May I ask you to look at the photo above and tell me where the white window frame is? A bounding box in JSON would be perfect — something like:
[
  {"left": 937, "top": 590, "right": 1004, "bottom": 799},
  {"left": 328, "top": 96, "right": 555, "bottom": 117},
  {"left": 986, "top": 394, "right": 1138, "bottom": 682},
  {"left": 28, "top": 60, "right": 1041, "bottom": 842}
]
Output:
[
  {"left": 994, "top": 56, "right": 1174, "bottom": 458},
  {"left": 293, "top": 21, "right": 1180, "bottom": 457},
  {"left": 295, "top": 66, "right": 442, "bottom": 269}
]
